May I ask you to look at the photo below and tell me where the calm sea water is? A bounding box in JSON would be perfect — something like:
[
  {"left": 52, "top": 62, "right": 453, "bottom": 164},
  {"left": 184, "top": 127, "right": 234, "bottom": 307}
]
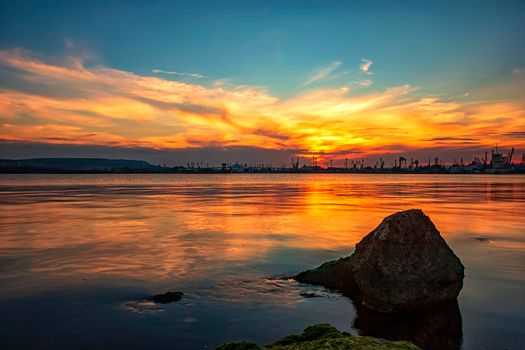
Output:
[{"left": 0, "top": 174, "right": 524, "bottom": 349}]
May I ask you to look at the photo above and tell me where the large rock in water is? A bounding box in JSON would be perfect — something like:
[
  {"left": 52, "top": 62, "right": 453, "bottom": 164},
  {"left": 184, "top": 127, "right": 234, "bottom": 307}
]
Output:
[{"left": 296, "top": 209, "right": 464, "bottom": 313}]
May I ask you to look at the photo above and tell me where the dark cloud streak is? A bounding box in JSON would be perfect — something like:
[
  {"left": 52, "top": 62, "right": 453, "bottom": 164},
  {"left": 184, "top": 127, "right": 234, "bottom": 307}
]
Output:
[{"left": 0, "top": 141, "right": 302, "bottom": 166}]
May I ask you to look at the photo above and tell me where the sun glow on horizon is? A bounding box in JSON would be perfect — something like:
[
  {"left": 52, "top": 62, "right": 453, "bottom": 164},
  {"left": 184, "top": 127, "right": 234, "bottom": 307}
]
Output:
[{"left": 1, "top": 48, "right": 524, "bottom": 164}]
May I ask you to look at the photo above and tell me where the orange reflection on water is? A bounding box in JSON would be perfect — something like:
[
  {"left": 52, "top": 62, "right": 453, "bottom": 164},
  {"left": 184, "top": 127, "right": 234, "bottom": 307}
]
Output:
[{"left": 0, "top": 174, "right": 524, "bottom": 297}]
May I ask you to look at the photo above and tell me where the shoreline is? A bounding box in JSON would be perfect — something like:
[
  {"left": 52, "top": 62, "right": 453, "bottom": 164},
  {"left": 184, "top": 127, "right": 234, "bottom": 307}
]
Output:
[{"left": 1, "top": 170, "right": 525, "bottom": 175}]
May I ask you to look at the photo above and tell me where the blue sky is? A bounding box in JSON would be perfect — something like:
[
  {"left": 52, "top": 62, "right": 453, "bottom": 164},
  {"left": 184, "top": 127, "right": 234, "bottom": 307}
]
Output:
[{"left": 2, "top": 0, "right": 523, "bottom": 97}]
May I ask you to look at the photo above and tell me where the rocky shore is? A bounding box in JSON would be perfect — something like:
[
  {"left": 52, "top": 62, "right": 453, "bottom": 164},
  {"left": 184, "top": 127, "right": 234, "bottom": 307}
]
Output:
[
  {"left": 217, "top": 324, "right": 420, "bottom": 350},
  {"left": 218, "top": 209, "right": 465, "bottom": 350}
]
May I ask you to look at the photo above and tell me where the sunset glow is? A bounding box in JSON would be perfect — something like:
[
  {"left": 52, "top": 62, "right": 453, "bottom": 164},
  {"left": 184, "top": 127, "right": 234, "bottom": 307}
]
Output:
[
  {"left": 1, "top": 1, "right": 524, "bottom": 165},
  {"left": 1, "top": 48, "right": 524, "bottom": 165}
]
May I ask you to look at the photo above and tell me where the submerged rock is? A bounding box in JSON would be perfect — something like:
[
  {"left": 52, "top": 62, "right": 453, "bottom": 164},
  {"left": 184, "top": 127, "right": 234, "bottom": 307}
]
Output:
[
  {"left": 296, "top": 209, "right": 464, "bottom": 313},
  {"left": 299, "top": 291, "right": 322, "bottom": 298},
  {"left": 472, "top": 236, "right": 491, "bottom": 243},
  {"left": 150, "top": 291, "right": 184, "bottom": 304},
  {"left": 216, "top": 323, "right": 420, "bottom": 350}
]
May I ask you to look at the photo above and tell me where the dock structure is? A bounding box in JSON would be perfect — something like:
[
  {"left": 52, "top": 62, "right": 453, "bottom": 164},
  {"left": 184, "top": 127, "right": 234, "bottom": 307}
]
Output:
[{"left": 1, "top": 147, "right": 524, "bottom": 174}]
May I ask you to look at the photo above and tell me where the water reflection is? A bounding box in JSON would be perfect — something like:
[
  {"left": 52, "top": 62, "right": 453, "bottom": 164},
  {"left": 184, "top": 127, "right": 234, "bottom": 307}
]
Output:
[
  {"left": 0, "top": 174, "right": 524, "bottom": 349},
  {"left": 354, "top": 300, "right": 463, "bottom": 350}
]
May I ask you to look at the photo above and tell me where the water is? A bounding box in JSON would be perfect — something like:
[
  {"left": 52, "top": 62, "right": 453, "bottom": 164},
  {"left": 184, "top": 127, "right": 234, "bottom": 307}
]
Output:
[{"left": 0, "top": 174, "right": 524, "bottom": 349}]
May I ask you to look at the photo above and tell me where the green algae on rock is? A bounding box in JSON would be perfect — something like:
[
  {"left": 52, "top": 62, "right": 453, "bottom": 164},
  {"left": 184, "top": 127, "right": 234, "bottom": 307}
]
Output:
[{"left": 216, "top": 324, "right": 420, "bottom": 350}]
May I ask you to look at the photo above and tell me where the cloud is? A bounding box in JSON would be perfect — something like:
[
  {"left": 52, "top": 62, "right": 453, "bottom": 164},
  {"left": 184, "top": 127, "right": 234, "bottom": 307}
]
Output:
[
  {"left": 513, "top": 67, "right": 525, "bottom": 76},
  {"left": 503, "top": 131, "right": 525, "bottom": 139},
  {"left": 360, "top": 59, "right": 373, "bottom": 74},
  {"left": 64, "top": 38, "right": 75, "bottom": 49},
  {"left": 0, "top": 48, "right": 524, "bottom": 164},
  {"left": 424, "top": 137, "right": 477, "bottom": 142},
  {"left": 212, "top": 78, "right": 231, "bottom": 87},
  {"left": 353, "top": 79, "right": 373, "bottom": 87},
  {"left": 302, "top": 60, "right": 342, "bottom": 86},
  {"left": 0, "top": 140, "right": 301, "bottom": 166},
  {"left": 152, "top": 69, "right": 204, "bottom": 78}
]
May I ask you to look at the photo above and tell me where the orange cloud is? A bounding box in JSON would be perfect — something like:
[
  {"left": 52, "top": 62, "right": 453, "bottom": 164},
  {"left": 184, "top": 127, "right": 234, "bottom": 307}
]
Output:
[{"left": 1, "top": 48, "right": 524, "bottom": 163}]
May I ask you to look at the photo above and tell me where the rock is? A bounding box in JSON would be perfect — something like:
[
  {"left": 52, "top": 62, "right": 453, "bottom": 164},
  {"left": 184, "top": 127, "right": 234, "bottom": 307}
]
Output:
[
  {"left": 150, "top": 291, "right": 184, "bottom": 304},
  {"left": 299, "top": 291, "right": 322, "bottom": 298},
  {"left": 472, "top": 236, "right": 490, "bottom": 243},
  {"left": 295, "top": 257, "right": 358, "bottom": 299},
  {"left": 296, "top": 209, "right": 464, "bottom": 313},
  {"left": 217, "top": 341, "right": 259, "bottom": 350},
  {"left": 272, "top": 323, "right": 346, "bottom": 345},
  {"left": 216, "top": 324, "right": 420, "bottom": 350}
]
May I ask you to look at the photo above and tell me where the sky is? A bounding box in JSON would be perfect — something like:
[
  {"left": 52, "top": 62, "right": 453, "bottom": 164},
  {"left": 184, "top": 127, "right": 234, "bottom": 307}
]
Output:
[{"left": 0, "top": 0, "right": 524, "bottom": 166}]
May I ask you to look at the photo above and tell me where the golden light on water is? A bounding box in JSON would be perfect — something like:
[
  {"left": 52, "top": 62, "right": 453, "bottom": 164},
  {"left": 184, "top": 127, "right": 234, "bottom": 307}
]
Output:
[{"left": 1, "top": 174, "right": 523, "bottom": 293}]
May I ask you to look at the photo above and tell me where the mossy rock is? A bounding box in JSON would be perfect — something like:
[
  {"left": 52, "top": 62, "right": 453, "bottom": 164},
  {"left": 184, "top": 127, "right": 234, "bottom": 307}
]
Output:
[
  {"left": 296, "top": 210, "right": 464, "bottom": 313},
  {"left": 216, "top": 324, "right": 420, "bottom": 350},
  {"left": 217, "top": 341, "right": 259, "bottom": 350}
]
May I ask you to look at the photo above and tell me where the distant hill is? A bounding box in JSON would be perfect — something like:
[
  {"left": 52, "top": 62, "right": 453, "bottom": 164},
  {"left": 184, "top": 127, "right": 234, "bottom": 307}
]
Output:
[{"left": 0, "top": 158, "right": 161, "bottom": 173}]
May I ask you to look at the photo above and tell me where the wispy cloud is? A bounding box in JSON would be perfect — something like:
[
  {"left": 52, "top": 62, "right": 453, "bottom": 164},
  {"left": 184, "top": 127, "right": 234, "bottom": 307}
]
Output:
[
  {"left": 513, "top": 67, "right": 524, "bottom": 76},
  {"left": 360, "top": 59, "right": 373, "bottom": 74},
  {"left": 64, "top": 38, "right": 75, "bottom": 49},
  {"left": 152, "top": 69, "right": 204, "bottom": 78},
  {"left": 353, "top": 79, "right": 373, "bottom": 87},
  {"left": 212, "top": 78, "right": 231, "bottom": 87},
  {"left": 1, "top": 48, "right": 524, "bottom": 163},
  {"left": 303, "top": 60, "right": 342, "bottom": 86}
]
